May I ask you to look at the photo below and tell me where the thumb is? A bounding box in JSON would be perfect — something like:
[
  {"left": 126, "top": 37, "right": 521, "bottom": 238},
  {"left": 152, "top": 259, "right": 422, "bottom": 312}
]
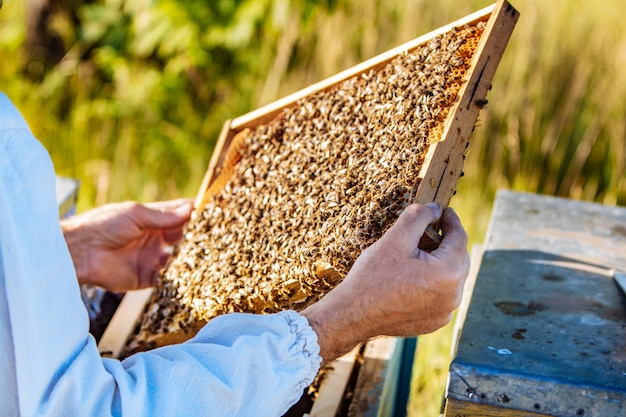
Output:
[
  {"left": 134, "top": 200, "right": 193, "bottom": 230},
  {"left": 386, "top": 203, "right": 443, "bottom": 256},
  {"left": 431, "top": 207, "right": 468, "bottom": 260}
]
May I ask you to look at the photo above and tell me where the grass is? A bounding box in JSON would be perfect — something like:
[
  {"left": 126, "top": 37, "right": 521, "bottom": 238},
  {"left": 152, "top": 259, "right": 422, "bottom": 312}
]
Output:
[{"left": 1, "top": 0, "right": 625, "bottom": 415}]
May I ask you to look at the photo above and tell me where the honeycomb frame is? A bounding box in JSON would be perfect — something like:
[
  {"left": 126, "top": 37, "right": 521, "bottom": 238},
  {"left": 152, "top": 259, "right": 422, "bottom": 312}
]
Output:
[{"left": 98, "top": 4, "right": 519, "bottom": 391}]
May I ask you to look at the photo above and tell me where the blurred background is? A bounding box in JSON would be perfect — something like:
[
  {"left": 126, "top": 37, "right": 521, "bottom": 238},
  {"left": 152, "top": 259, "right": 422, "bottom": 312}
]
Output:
[{"left": 1, "top": 0, "right": 624, "bottom": 415}]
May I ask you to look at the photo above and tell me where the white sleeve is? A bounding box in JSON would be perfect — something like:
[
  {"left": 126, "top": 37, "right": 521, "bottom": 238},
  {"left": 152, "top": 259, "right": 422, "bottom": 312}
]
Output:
[{"left": 0, "top": 93, "right": 321, "bottom": 417}]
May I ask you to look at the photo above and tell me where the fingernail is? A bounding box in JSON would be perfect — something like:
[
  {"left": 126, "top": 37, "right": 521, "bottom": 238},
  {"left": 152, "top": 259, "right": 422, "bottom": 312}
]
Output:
[{"left": 426, "top": 202, "right": 441, "bottom": 211}]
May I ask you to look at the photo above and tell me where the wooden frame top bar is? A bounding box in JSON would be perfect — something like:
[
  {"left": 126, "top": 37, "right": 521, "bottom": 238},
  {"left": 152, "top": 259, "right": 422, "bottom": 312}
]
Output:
[{"left": 230, "top": 3, "right": 498, "bottom": 131}]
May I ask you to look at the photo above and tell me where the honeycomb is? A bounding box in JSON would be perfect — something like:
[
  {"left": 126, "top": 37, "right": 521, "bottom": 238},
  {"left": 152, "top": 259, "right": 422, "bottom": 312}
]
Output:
[{"left": 132, "top": 21, "right": 486, "bottom": 350}]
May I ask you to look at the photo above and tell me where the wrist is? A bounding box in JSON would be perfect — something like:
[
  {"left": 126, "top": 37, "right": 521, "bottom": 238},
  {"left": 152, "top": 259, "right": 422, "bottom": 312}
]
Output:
[
  {"left": 301, "top": 292, "right": 369, "bottom": 365},
  {"left": 60, "top": 216, "right": 91, "bottom": 285}
]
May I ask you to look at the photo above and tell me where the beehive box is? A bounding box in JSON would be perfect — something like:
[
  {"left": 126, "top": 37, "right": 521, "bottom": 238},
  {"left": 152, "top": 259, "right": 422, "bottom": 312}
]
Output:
[
  {"left": 98, "top": 0, "right": 517, "bottom": 413},
  {"left": 444, "top": 191, "right": 626, "bottom": 417}
]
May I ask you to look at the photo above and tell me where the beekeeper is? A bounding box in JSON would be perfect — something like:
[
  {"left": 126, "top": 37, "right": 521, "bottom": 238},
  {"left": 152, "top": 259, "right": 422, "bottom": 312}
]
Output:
[{"left": 0, "top": 92, "right": 469, "bottom": 416}]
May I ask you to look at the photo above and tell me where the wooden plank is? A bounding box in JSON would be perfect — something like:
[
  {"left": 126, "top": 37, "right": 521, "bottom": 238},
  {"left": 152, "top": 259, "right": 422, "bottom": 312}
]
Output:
[
  {"left": 310, "top": 337, "right": 416, "bottom": 417},
  {"left": 97, "top": 287, "right": 154, "bottom": 358},
  {"left": 450, "top": 244, "right": 483, "bottom": 356},
  {"left": 444, "top": 398, "right": 552, "bottom": 417},
  {"left": 307, "top": 347, "right": 360, "bottom": 417},
  {"left": 347, "top": 337, "right": 398, "bottom": 416},
  {"left": 194, "top": 119, "right": 233, "bottom": 215}
]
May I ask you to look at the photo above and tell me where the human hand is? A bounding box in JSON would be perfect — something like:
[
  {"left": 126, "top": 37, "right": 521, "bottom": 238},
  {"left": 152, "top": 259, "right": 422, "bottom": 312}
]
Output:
[
  {"left": 302, "top": 203, "right": 469, "bottom": 363},
  {"left": 61, "top": 199, "right": 194, "bottom": 292}
]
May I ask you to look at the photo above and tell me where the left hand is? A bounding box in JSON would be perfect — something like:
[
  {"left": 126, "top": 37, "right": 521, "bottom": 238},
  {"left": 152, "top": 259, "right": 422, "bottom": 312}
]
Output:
[{"left": 61, "top": 199, "right": 194, "bottom": 292}]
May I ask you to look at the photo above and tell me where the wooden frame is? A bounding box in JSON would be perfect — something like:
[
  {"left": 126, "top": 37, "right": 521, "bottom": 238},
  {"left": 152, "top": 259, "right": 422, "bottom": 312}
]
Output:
[
  {"left": 196, "top": 0, "right": 518, "bottom": 213},
  {"left": 98, "top": 1, "right": 518, "bottom": 413}
]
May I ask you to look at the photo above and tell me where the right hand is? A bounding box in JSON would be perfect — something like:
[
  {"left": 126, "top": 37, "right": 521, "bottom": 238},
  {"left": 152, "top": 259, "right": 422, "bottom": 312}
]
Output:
[{"left": 302, "top": 203, "right": 469, "bottom": 364}]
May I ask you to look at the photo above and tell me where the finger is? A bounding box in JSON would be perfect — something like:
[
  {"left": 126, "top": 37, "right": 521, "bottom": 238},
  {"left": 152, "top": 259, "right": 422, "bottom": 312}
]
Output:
[
  {"left": 136, "top": 236, "right": 167, "bottom": 289},
  {"left": 144, "top": 198, "right": 194, "bottom": 212},
  {"left": 132, "top": 201, "right": 193, "bottom": 231},
  {"left": 162, "top": 226, "right": 185, "bottom": 244},
  {"left": 136, "top": 268, "right": 159, "bottom": 290},
  {"left": 433, "top": 208, "right": 468, "bottom": 259},
  {"left": 159, "top": 252, "right": 172, "bottom": 269},
  {"left": 387, "top": 203, "right": 443, "bottom": 254}
]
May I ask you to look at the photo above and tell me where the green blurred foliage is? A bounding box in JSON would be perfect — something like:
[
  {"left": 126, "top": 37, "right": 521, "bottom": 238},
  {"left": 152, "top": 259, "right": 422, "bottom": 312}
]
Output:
[
  {"left": 2, "top": 0, "right": 346, "bottom": 207},
  {"left": 3, "top": 0, "right": 623, "bottom": 211}
]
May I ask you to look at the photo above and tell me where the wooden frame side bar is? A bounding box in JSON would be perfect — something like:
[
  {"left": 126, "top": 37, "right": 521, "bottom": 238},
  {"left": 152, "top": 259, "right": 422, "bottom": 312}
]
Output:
[{"left": 414, "top": 0, "right": 519, "bottom": 207}]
